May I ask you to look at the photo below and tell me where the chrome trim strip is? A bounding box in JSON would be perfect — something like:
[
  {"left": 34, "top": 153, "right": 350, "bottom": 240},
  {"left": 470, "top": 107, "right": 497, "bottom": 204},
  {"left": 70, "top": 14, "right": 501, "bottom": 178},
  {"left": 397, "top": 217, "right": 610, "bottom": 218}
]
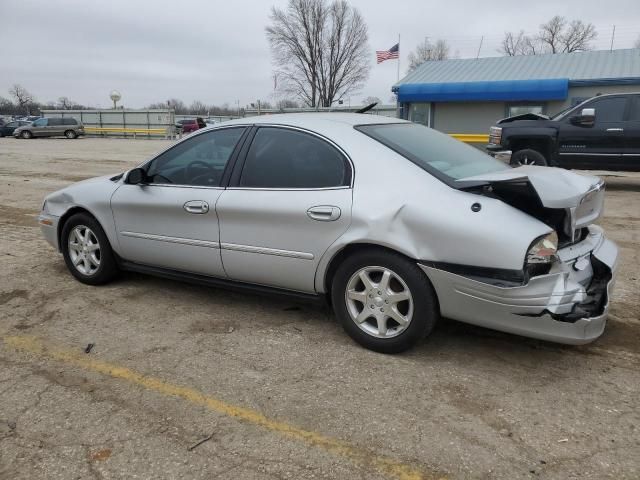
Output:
[
  {"left": 220, "top": 242, "right": 314, "bottom": 260},
  {"left": 226, "top": 186, "right": 350, "bottom": 192},
  {"left": 121, "top": 231, "right": 220, "bottom": 249},
  {"left": 558, "top": 153, "right": 618, "bottom": 156}
]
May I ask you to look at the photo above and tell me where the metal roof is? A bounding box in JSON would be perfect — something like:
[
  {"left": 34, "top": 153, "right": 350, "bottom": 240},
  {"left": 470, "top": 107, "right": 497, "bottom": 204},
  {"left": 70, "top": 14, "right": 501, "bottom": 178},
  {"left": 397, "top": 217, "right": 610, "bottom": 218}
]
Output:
[{"left": 394, "top": 48, "right": 640, "bottom": 88}]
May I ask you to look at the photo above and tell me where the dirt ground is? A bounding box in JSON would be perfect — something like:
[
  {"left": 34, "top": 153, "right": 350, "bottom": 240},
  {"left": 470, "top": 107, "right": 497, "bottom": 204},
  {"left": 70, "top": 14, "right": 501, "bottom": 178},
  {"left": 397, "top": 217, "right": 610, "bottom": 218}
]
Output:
[{"left": 1, "top": 137, "right": 639, "bottom": 480}]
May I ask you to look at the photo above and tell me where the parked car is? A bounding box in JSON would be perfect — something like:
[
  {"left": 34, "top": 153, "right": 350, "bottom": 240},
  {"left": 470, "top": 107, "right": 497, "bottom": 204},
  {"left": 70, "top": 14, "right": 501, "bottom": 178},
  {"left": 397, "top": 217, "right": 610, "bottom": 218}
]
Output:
[
  {"left": 487, "top": 92, "right": 640, "bottom": 171},
  {"left": 13, "top": 117, "right": 84, "bottom": 139},
  {"left": 0, "top": 120, "right": 32, "bottom": 137},
  {"left": 38, "top": 114, "right": 618, "bottom": 353},
  {"left": 176, "top": 119, "right": 197, "bottom": 134}
]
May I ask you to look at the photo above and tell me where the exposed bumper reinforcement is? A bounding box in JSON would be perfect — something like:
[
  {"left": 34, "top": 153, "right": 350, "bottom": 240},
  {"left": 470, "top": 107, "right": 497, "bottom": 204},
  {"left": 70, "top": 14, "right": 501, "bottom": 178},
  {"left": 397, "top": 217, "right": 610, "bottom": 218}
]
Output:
[{"left": 418, "top": 227, "right": 618, "bottom": 344}]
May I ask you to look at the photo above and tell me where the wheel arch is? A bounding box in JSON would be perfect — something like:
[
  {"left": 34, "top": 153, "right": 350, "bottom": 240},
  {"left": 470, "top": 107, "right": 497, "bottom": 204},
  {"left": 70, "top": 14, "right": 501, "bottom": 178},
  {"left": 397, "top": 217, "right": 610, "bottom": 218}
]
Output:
[
  {"left": 57, "top": 206, "right": 100, "bottom": 252},
  {"left": 507, "top": 135, "right": 555, "bottom": 163},
  {"left": 321, "top": 242, "right": 420, "bottom": 298}
]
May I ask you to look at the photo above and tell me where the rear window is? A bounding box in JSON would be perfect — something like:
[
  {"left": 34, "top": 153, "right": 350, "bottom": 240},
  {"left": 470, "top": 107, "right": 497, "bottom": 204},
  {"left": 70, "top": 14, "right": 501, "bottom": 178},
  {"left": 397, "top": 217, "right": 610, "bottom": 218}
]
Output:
[{"left": 356, "top": 123, "right": 509, "bottom": 184}]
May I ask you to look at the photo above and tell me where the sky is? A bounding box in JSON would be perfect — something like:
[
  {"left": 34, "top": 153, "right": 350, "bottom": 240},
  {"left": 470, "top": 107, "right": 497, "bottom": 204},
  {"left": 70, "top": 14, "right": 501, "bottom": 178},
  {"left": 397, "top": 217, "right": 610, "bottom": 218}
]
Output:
[{"left": 0, "top": 0, "right": 639, "bottom": 109}]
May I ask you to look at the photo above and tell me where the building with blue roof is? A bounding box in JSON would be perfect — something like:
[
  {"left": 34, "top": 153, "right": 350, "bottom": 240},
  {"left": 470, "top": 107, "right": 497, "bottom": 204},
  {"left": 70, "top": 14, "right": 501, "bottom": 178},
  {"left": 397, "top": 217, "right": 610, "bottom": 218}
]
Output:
[{"left": 393, "top": 48, "right": 640, "bottom": 135}]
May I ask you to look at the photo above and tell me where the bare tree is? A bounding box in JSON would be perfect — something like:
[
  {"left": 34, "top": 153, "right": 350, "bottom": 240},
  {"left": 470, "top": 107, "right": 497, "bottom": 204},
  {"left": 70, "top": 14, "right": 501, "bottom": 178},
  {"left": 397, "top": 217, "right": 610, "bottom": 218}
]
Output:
[
  {"left": 189, "top": 100, "right": 208, "bottom": 115},
  {"left": 361, "top": 96, "right": 380, "bottom": 105},
  {"left": 266, "top": 0, "right": 370, "bottom": 108},
  {"left": 500, "top": 16, "right": 597, "bottom": 56},
  {"left": 58, "top": 96, "right": 72, "bottom": 109},
  {"left": 500, "top": 30, "right": 539, "bottom": 56},
  {"left": 9, "top": 84, "right": 34, "bottom": 114},
  {"left": 407, "top": 38, "right": 450, "bottom": 72},
  {"left": 633, "top": 34, "right": 640, "bottom": 49}
]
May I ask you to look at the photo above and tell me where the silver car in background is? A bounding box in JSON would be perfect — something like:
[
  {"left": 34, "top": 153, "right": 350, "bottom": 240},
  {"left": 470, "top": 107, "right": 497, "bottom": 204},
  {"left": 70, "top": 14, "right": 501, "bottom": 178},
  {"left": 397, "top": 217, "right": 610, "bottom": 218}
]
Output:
[
  {"left": 14, "top": 117, "right": 84, "bottom": 139},
  {"left": 38, "top": 114, "right": 618, "bottom": 353}
]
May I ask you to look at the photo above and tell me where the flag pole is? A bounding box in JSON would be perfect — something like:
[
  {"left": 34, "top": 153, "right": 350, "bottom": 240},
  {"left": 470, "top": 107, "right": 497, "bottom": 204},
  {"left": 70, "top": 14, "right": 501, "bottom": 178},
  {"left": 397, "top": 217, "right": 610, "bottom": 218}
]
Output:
[{"left": 397, "top": 34, "right": 401, "bottom": 82}]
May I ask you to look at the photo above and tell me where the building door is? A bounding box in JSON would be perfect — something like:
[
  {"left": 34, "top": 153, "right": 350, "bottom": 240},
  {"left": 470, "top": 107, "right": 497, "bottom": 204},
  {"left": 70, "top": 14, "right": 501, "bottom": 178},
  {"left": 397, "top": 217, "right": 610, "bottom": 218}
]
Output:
[{"left": 408, "top": 103, "right": 430, "bottom": 126}]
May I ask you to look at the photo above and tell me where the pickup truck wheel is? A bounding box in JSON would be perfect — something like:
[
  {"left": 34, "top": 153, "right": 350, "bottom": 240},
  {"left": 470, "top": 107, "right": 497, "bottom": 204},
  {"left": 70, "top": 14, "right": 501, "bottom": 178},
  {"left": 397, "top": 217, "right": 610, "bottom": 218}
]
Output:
[{"left": 511, "top": 149, "right": 547, "bottom": 167}]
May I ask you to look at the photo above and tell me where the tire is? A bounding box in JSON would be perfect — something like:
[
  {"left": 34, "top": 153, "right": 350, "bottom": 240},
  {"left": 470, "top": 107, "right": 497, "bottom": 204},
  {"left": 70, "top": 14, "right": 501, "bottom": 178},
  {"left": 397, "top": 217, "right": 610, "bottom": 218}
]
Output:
[
  {"left": 65, "top": 130, "right": 77, "bottom": 139},
  {"left": 510, "top": 149, "right": 547, "bottom": 167},
  {"left": 21, "top": 130, "right": 33, "bottom": 139},
  {"left": 61, "top": 213, "right": 118, "bottom": 285},
  {"left": 331, "top": 248, "right": 439, "bottom": 353}
]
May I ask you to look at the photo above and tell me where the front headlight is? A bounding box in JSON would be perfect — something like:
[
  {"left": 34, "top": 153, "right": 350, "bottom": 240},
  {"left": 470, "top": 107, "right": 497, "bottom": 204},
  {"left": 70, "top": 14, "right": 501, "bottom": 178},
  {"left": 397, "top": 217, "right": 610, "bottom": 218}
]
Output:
[
  {"left": 489, "top": 126, "right": 502, "bottom": 145},
  {"left": 527, "top": 232, "right": 558, "bottom": 264}
]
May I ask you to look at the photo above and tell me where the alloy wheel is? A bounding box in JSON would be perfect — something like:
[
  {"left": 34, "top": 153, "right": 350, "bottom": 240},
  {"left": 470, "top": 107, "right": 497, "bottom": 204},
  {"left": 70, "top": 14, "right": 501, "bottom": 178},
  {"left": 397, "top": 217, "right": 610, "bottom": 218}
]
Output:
[
  {"left": 68, "top": 225, "right": 101, "bottom": 275},
  {"left": 345, "top": 266, "right": 414, "bottom": 338}
]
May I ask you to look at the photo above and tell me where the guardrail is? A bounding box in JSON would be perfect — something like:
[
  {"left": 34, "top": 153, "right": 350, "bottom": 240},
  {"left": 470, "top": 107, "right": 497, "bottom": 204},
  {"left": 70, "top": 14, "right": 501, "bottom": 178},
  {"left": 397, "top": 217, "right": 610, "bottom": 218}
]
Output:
[
  {"left": 83, "top": 127, "right": 173, "bottom": 139},
  {"left": 449, "top": 134, "right": 489, "bottom": 143}
]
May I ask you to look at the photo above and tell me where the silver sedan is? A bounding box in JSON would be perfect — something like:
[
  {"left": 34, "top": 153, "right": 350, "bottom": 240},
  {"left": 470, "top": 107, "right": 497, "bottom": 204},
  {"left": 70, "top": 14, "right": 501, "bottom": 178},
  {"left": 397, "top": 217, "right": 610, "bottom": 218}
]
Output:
[{"left": 38, "top": 114, "right": 618, "bottom": 353}]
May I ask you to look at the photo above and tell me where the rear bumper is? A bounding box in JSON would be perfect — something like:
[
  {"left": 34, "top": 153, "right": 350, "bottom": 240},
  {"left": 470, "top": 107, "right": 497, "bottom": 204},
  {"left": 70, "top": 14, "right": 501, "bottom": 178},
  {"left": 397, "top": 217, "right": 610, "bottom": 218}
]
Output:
[{"left": 419, "top": 226, "right": 618, "bottom": 344}]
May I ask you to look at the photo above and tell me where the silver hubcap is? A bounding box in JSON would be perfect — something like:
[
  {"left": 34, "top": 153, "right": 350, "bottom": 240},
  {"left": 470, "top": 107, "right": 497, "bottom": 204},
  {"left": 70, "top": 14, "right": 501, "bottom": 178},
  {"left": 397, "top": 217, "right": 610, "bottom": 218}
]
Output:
[
  {"left": 518, "top": 155, "right": 534, "bottom": 166},
  {"left": 68, "top": 225, "right": 100, "bottom": 275},
  {"left": 345, "top": 266, "right": 413, "bottom": 339}
]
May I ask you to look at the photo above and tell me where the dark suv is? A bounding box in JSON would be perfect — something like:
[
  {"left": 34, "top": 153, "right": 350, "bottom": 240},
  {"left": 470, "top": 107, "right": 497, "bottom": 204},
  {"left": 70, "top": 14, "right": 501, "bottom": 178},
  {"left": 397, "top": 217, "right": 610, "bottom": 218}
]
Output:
[
  {"left": 487, "top": 93, "right": 640, "bottom": 171},
  {"left": 14, "top": 117, "right": 85, "bottom": 139}
]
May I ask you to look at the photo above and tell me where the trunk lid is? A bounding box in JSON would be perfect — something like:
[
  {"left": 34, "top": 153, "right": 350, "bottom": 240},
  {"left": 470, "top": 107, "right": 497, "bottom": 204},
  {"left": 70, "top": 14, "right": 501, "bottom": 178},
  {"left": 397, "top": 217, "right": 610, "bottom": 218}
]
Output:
[{"left": 458, "top": 166, "right": 605, "bottom": 243}]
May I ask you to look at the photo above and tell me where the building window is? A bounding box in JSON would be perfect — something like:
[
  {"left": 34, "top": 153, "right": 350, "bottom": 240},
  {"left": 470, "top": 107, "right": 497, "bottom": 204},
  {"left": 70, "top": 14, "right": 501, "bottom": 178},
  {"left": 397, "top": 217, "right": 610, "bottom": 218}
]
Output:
[
  {"left": 408, "top": 103, "right": 430, "bottom": 126},
  {"left": 507, "top": 105, "right": 544, "bottom": 117}
]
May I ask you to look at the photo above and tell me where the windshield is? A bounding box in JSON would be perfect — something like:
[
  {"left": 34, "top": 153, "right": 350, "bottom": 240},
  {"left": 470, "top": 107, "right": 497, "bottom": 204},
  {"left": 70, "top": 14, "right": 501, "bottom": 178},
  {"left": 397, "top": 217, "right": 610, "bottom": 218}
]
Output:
[{"left": 356, "top": 123, "right": 509, "bottom": 184}]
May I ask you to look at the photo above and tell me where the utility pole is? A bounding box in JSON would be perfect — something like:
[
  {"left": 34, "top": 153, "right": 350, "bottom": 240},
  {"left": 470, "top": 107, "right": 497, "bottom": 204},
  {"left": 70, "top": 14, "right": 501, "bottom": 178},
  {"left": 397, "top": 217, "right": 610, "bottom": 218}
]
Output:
[
  {"left": 476, "top": 36, "right": 484, "bottom": 59},
  {"left": 610, "top": 25, "right": 616, "bottom": 52}
]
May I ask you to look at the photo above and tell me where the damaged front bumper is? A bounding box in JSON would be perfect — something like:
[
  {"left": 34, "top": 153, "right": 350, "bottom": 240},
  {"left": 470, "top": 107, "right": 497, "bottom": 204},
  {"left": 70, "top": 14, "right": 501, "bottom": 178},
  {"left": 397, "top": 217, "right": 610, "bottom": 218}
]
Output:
[{"left": 419, "top": 226, "right": 618, "bottom": 344}]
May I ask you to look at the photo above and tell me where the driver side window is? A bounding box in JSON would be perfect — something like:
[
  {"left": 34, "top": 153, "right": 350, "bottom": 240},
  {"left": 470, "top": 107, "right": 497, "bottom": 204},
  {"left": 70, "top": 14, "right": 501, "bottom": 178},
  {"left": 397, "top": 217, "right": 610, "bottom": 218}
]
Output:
[{"left": 146, "top": 128, "right": 245, "bottom": 187}]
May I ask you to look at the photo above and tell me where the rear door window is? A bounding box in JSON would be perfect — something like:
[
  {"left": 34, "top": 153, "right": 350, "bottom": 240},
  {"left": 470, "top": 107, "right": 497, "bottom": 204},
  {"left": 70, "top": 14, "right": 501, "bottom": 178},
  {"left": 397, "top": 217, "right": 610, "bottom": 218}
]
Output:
[{"left": 239, "top": 127, "right": 350, "bottom": 188}]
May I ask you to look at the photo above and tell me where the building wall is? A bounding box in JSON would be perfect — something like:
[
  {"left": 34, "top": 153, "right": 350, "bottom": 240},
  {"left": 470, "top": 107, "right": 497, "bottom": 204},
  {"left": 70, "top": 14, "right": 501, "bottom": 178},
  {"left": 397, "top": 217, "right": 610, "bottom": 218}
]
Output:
[
  {"left": 414, "top": 83, "right": 640, "bottom": 135},
  {"left": 431, "top": 102, "right": 506, "bottom": 134},
  {"left": 547, "top": 84, "right": 640, "bottom": 114}
]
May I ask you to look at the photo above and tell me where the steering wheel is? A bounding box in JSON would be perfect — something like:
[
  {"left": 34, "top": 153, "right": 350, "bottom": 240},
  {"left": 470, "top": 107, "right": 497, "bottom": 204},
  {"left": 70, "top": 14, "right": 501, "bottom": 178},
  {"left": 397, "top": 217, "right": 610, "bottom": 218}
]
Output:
[{"left": 186, "top": 160, "right": 219, "bottom": 186}]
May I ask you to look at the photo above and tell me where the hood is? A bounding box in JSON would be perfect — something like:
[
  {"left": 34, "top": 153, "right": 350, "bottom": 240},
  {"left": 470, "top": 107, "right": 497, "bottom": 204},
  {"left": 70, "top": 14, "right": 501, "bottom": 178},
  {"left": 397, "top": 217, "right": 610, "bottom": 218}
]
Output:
[
  {"left": 458, "top": 166, "right": 605, "bottom": 244},
  {"left": 497, "top": 113, "right": 550, "bottom": 123}
]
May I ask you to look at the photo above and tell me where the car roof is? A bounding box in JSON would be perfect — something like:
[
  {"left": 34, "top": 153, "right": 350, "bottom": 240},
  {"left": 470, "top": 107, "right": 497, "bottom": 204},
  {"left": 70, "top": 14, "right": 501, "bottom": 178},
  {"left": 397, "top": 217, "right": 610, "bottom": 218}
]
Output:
[{"left": 216, "top": 112, "right": 406, "bottom": 129}]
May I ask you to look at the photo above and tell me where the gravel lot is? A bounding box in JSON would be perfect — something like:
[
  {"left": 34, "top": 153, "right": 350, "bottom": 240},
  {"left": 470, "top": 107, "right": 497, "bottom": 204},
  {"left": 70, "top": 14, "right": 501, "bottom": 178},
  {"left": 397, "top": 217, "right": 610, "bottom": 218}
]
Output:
[{"left": 1, "top": 137, "right": 639, "bottom": 480}]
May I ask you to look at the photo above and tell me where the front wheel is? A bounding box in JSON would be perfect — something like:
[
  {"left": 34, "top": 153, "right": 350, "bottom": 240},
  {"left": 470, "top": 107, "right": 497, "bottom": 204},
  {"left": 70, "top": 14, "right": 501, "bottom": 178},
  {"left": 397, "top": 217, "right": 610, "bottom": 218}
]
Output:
[
  {"left": 510, "top": 149, "right": 547, "bottom": 167},
  {"left": 65, "top": 130, "right": 77, "bottom": 139},
  {"left": 331, "top": 249, "right": 439, "bottom": 353},
  {"left": 61, "top": 213, "right": 118, "bottom": 285},
  {"left": 21, "top": 130, "right": 33, "bottom": 139}
]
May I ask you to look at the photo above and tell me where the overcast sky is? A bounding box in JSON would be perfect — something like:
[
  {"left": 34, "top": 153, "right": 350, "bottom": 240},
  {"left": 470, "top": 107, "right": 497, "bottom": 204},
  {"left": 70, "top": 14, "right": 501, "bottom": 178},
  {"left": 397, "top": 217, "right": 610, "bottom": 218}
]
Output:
[{"left": 1, "top": 0, "right": 638, "bottom": 109}]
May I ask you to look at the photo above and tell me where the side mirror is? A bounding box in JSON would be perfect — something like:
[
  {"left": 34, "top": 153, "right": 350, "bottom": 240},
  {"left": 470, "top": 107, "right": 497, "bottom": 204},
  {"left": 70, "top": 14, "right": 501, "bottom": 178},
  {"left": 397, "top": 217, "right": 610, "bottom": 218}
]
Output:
[
  {"left": 571, "top": 107, "right": 595, "bottom": 126},
  {"left": 125, "top": 168, "right": 147, "bottom": 185}
]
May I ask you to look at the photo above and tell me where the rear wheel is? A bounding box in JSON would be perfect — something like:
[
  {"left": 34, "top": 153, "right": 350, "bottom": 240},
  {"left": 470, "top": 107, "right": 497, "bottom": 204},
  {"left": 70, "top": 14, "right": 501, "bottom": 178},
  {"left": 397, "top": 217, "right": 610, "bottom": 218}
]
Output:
[
  {"left": 21, "top": 130, "right": 33, "bottom": 139},
  {"left": 331, "top": 249, "right": 439, "bottom": 353},
  {"left": 61, "top": 213, "right": 118, "bottom": 285},
  {"left": 65, "top": 130, "right": 77, "bottom": 139},
  {"left": 511, "top": 149, "right": 547, "bottom": 166}
]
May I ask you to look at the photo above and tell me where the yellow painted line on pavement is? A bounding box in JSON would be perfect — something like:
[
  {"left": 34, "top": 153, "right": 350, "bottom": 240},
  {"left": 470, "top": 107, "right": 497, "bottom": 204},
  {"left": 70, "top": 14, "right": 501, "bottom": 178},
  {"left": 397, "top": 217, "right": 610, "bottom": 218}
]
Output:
[{"left": 2, "top": 335, "right": 445, "bottom": 480}]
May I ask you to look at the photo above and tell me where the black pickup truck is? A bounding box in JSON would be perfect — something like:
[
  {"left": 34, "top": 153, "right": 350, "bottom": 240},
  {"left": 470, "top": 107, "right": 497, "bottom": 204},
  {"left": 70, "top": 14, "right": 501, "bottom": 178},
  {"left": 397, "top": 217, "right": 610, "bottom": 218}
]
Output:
[{"left": 486, "top": 93, "right": 640, "bottom": 171}]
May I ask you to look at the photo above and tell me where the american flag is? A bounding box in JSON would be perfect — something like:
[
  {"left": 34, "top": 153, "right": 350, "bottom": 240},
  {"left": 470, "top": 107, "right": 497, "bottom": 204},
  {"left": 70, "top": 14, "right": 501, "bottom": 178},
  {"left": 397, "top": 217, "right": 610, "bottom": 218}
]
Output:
[{"left": 376, "top": 43, "right": 399, "bottom": 64}]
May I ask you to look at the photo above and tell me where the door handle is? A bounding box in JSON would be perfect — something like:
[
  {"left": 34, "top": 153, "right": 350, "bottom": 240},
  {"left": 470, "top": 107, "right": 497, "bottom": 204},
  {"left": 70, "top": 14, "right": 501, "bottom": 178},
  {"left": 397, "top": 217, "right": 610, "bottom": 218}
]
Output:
[
  {"left": 307, "top": 205, "right": 341, "bottom": 222},
  {"left": 183, "top": 200, "right": 209, "bottom": 214},
  {"left": 606, "top": 128, "right": 624, "bottom": 132}
]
